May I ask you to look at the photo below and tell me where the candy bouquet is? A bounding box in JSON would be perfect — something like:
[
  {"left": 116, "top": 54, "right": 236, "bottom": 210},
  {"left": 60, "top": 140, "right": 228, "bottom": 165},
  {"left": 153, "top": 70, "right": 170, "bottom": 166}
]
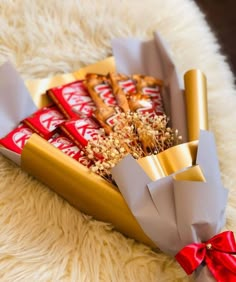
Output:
[{"left": 0, "top": 32, "right": 235, "bottom": 281}]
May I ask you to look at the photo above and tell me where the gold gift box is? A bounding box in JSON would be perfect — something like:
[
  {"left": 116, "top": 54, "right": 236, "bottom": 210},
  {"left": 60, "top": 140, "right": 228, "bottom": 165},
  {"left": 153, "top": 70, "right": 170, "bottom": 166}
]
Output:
[{"left": 21, "top": 58, "right": 208, "bottom": 248}]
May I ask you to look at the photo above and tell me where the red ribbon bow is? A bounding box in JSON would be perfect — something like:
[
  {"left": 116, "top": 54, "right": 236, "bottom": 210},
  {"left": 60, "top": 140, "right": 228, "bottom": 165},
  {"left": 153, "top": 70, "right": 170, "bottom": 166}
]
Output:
[{"left": 175, "top": 231, "right": 236, "bottom": 282}]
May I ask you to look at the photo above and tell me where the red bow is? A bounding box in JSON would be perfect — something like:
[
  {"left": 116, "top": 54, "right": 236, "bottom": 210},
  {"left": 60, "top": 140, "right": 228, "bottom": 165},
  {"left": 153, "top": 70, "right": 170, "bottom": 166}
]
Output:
[{"left": 175, "top": 231, "right": 236, "bottom": 282}]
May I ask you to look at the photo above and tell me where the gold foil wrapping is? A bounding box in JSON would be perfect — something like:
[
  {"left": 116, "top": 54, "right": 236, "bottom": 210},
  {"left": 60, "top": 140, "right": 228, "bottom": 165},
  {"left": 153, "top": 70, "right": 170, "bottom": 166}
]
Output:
[
  {"left": 22, "top": 59, "right": 208, "bottom": 247},
  {"left": 138, "top": 140, "right": 198, "bottom": 181}
]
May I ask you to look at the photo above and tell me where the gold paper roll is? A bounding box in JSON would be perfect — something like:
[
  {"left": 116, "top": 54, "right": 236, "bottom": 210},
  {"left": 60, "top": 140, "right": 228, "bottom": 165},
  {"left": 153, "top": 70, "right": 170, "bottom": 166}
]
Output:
[
  {"left": 184, "top": 69, "right": 208, "bottom": 141},
  {"left": 22, "top": 134, "right": 156, "bottom": 248}
]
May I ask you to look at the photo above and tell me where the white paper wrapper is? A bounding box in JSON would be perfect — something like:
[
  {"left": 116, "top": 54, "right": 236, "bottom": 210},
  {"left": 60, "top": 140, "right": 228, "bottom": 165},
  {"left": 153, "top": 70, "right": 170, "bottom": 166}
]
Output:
[{"left": 0, "top": 61, "right": 37, "bottom": 138}]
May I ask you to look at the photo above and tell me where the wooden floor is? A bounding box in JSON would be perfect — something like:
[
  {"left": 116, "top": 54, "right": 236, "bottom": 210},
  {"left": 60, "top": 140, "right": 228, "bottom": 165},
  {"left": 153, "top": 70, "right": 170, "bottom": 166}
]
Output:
[{"left": 194, "top": 0, "right": 236, "bottom": 81}]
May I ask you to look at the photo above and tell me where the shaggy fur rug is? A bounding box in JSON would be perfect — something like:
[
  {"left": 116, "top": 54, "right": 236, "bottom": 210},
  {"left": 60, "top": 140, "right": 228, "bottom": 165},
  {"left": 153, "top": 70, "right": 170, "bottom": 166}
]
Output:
[{"left": 0, "top": 0, "right": 236, "bottom": 281}]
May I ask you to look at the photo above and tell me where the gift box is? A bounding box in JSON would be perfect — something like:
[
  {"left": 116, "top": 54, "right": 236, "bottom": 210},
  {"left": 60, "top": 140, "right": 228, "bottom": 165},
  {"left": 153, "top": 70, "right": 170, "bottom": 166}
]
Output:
[{"left": 0, "top": 31, "right": 228, "bottom": 261}]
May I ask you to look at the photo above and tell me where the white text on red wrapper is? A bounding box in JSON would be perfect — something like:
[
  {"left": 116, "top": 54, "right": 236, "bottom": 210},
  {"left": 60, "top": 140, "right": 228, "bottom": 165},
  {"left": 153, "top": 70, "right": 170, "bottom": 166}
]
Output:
[
  {"left": 52, "top": 137, "right": 80, "bottom": 157},
  {"left": 75, "top": 119, "right": 100, "bottom": 141},
  {"left": 13, "top": 128, "right": 33, "bottom": 149},
  {"left": 94, "top": 84, "right": 116, "bottom": 106},
  {"left": 62, "top": 86, "right": 96, "bottom": 114},
  {"left": 118, "top": 79, "right": 136, "bottom": 94},
  {"left": 142, "top": 86, "right": 164, "bottom": 113},
  {"left": 39, "top": 111, "right": 65, "bottom": 131}
]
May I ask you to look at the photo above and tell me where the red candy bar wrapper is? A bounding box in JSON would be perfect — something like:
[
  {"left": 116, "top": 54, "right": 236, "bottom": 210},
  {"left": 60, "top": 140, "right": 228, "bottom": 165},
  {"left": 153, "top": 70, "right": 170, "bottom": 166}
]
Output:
[
  {"left": 0, "top": 124, "right": 33, "bottom": 154},
  {"left": 48, "top": 132, "right": 92, "bottom": 167},
  {"left": 60, "top": 117, "right": 102, "bottom": 148},
  {"left": 131, "top": 74, "right": 164, "bottom": 115},
  {"left": 108, "top": 72, "right": 134, "bottom": 112},
  {"left": 47, "top": 80, "right": 96, "bottom": 119},
  {"left": 85, "top": 73, "right": 119, "bottom": 133},
  {"left": 23, "top": 105, "right": 66, "bottom": 139},
  {"left": 85, "top": 73, "right": 117, "bottom": 108}
]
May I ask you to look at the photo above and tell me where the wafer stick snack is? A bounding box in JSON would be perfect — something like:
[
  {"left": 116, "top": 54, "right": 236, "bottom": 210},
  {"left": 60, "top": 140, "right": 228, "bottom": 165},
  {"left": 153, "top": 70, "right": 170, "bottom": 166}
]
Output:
[
  {"left": 128, "top": 74, "right": 164, "bottom": 115},
  {"left": 84, "top": 73, "right": 119, "bottom": 134},
  {"left": 85, "top": 73, "right": 117, "bottom": 107},
  {"left": 108, "top": 72, "right": 131, "bottom": 112}
]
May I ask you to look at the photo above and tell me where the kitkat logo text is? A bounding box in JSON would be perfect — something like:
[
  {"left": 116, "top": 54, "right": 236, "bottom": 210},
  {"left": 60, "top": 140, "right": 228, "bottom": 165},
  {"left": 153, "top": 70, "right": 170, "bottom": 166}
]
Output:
[
  {"left": 51, "top": 137, "right": 80, "bottom": 157},
  {"left": 62, "top": 85, "right": 96, "bottom": 115},
  {"left": 13, "top": 128, "right": 33, "bottom": 149},
  {"left": 75, "top": 119, "right": 99, "bottom": 140},
  {"left": 118, "top": 79, "right": 136, "bottom": 94},
  {"left": 94, "top": 84, "right": 116, "bottom": 106},
  {"left": 39, "top": 110, "right": 65, "bottom": 131}
]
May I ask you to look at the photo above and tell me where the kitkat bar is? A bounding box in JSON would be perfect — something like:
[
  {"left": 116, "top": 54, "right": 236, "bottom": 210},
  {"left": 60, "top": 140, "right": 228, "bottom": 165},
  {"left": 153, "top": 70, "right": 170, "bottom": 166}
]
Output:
[
  {"left": 85, "top": 73, "right": 120, "bottom": 133},
  {"left": 93, "top": 107, "right": 121, "bottom": 135},
  {"left": 85, "top": 73, "right": 117, "bottom": 108},
  {"left": 108, "top": 72, "right": 133, "bottom": 113},
  {"left": 60, "top": 117, "right": 102, "bottom": 148},
  {"left": 48, "top": 132, "right": 92, "bottom": 167},
  {"left": 23, "top": 105, "right": 66, "bottom": 140},
  {"left": 47, "top": 80, "right": 96, "bottom": 119},
  {"left": 131, "top": 74, "right": 164, "bottom": 115},
  {"left": 0, "top": 124, "right": 33, "bottom": 154}
]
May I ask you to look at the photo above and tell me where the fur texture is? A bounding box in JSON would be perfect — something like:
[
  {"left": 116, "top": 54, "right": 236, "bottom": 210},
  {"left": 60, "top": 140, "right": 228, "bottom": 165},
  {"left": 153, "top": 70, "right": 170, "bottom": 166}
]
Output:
[{"left": 0, "top": 0, "right": 235, "bottom": 281}]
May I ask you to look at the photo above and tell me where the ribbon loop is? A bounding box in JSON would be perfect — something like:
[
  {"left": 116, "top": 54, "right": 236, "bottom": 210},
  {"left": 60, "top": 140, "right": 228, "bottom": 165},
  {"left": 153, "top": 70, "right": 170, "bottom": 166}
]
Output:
[
  {"left": 175, "top": 243, "right": 205, "bottom": 274},
  {"left": 208, "top": 231, "right": 236, "bottom": 253}
]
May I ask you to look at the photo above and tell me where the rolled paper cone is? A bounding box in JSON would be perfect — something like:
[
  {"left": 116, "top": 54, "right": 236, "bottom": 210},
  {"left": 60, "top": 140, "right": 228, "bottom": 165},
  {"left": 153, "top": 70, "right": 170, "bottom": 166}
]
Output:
[{"left": 184, "top": 69, "right": 209, "bottom": 141}]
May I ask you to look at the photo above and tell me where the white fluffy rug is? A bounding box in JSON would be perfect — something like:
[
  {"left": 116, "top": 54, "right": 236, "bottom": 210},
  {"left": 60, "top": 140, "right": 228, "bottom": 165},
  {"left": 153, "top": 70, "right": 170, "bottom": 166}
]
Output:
[{"left": 0, "top": 0, "right": 236, "bottom": 281}]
